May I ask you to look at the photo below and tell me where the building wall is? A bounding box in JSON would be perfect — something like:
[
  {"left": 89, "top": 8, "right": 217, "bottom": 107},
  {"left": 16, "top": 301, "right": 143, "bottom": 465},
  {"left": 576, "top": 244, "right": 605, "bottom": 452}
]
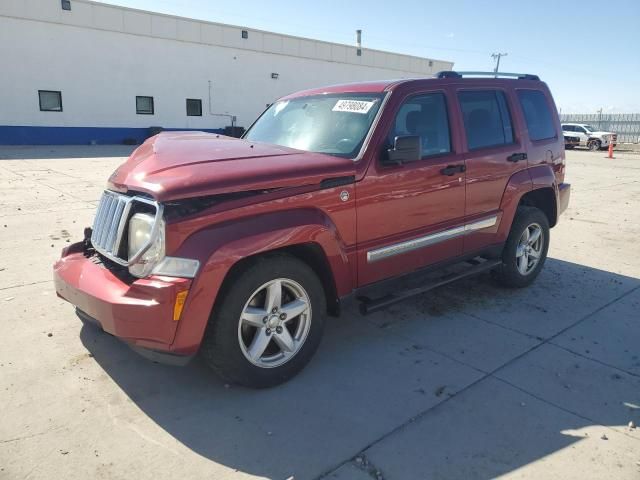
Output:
[{"left": 0, "top": 0, "right": 454, "bottom": 144}]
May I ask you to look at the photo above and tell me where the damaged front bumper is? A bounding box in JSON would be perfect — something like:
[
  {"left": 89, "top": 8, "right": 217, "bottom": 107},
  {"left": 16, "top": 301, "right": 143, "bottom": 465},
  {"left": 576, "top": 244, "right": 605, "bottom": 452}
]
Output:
[{"left": 53, "top": 240, "right": 195, "bottom": 365}]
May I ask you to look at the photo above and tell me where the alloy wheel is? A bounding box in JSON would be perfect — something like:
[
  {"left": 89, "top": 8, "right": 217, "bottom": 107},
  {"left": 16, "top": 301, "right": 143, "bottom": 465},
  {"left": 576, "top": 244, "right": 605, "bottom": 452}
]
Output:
[
  {"left": 515, "top": 223, "right": 544, "bottom": 275},
  {"left": 237, "top": 278, "right": 312, "bottom": 368}
]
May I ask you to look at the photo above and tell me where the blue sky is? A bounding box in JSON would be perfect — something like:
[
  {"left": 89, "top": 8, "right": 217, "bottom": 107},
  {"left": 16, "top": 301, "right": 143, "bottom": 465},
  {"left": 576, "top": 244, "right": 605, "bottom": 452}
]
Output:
[{"left": 102, "top": 0, "right": 640, "bottom": 113}]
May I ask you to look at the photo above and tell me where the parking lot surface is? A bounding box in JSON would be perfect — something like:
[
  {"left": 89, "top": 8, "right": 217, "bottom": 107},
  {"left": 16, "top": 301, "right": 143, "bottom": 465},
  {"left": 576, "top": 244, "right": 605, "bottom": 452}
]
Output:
[{"left": 1, "top": 146, "right": 639, "bottom": 480}]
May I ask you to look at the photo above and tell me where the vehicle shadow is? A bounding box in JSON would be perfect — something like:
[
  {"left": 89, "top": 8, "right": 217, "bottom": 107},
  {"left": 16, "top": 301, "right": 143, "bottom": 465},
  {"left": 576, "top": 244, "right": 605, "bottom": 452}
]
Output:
[
  {"left": 79, "top": 257, "right": 640, "bottom": 479},
  {"left": 0, "top": 145, "right": 137, "bottom": 160}
]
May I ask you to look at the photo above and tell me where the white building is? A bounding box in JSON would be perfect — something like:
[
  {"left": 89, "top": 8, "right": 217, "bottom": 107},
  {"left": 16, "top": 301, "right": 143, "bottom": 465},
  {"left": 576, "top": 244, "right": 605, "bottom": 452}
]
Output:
[{"left": 0, "top": 0, "right": 454, "bottom": 145}]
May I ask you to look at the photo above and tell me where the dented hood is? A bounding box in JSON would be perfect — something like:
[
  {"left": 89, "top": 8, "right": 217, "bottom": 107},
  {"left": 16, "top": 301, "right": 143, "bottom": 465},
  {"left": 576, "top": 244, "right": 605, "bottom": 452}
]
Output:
[{"left": 108, "top": 131, "right": 356, "bottom": 201}]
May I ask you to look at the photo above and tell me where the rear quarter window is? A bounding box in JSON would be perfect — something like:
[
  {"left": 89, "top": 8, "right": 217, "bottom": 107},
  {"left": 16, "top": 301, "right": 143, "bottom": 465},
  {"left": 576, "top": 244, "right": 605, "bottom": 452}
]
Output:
[{"left": 517, "top": 90, "right": 556, "bottom": 141}]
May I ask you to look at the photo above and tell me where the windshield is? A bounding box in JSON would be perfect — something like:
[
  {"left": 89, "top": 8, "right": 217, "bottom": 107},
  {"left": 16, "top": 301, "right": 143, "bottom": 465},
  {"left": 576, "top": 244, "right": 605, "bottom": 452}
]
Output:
[
  {"left": 244, "top": 93, "right": 384, "bottom": 158},
  {"left": 583, "top": 125, "right": 597, "bottom": 132}
]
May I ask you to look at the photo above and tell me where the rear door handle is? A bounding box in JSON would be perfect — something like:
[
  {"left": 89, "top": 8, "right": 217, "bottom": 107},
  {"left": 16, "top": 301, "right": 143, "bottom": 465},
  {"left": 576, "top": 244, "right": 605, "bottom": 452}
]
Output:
[
  {"left": 440, "top": 164, "right": 466, "bottom": 176},
  {"left": 507, "top": 152, "right": 528, "bottom": 162}
]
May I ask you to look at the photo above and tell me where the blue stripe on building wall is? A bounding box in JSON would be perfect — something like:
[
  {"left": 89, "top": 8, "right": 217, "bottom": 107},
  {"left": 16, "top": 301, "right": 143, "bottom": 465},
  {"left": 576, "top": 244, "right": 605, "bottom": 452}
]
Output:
[{"left": 0, "top": 125, "right": 226, "bottom": 145}]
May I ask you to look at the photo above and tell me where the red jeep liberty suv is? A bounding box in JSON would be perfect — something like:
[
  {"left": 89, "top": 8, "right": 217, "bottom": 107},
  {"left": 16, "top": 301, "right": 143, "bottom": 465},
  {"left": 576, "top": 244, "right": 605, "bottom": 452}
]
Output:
[{"left": 54, "top": 71, "right": 571, "bottom": 388}]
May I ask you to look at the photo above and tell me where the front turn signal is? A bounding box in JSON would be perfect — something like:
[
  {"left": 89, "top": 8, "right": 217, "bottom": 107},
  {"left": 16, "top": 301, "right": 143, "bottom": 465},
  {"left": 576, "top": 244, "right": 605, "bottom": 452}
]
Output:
[{"left": 173, "top": 290, "right": 189, "bottom": 321}]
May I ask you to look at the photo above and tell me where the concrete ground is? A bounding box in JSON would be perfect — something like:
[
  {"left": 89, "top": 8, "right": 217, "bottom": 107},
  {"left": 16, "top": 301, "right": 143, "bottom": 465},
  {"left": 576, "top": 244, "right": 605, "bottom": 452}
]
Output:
[{"left": 0, "top": 145, "right": 639, "bottom": 480}]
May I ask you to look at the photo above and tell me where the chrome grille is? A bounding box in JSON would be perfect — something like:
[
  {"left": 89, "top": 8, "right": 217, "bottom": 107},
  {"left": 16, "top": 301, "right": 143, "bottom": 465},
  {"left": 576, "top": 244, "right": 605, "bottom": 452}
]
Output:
[
  {"left": 91, "top": 191, "right": 130, "bottom": 259},
  {"left": 90, "top": 191, "right": 162, "bottom": 266}
]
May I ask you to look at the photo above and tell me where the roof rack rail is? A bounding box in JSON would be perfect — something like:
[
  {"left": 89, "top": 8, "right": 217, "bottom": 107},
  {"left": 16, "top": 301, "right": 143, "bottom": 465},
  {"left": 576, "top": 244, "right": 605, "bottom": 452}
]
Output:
[{"left": 435, "top": 71, "right": 540, "bottom": 81}]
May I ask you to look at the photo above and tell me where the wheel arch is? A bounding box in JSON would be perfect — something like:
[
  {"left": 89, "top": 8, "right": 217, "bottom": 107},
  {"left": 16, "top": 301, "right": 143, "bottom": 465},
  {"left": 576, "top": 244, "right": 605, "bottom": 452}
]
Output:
[
  {"left": 518, "top": 187, "right": 557, "bottom": 228},
  {"left": 498, "top": 165, "right": 559, "bottom": 241},
  {"left": 216, "top": 243, "right": 341, "bottom": 318},
  {"left": 168, "top": 208, "right": 351, "bottom": 354}
]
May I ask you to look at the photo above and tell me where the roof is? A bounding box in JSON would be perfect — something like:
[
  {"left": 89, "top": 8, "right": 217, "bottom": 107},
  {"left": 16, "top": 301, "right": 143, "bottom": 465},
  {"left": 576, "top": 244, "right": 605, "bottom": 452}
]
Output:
[
  {"left": 281, "top": 74, "right": 545, "bottom": 99},
  {"left": 281, "top": 80, "right": 399, "bottom": 98}
]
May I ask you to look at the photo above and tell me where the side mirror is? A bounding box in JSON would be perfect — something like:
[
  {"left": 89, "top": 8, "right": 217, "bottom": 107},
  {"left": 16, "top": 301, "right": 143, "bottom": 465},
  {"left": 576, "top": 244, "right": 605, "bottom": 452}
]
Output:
[{"left": 384, "top": 135, "right": 422, "bottom": 165}]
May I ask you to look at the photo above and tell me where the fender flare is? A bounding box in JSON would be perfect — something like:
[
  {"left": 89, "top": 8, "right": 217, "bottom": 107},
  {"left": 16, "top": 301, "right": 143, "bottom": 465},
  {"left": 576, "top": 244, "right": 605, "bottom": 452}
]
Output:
[
  {"left": 169, "top": 208, "right": 351, "bottom": 354},
  {"left": 497, "top": 164, "right": 558, "bottom": 241}
]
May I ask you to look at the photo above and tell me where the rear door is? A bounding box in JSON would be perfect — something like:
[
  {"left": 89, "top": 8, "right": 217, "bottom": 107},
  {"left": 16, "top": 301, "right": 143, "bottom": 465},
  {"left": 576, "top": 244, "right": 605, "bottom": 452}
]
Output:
[{"left": 455, "top": 87, "right": 527, "bottom": 254}]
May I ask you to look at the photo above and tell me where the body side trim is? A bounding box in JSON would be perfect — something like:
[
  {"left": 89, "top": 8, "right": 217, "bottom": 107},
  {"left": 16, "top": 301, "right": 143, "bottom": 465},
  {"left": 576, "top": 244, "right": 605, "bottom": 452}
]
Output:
[{"left": 367, "top": 214, "right": 498, "bottom": 263}]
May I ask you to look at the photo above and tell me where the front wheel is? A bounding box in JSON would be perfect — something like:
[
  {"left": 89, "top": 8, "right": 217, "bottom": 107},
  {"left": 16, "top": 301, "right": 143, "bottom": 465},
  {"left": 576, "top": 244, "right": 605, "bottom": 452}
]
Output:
[
  {"left": 201, "top": 254, "right": 326, "bottom": 388},
  {"left": 494, "top": 206, "right": 550, "bottom": 288},
  {"left": 588, "top": 139, "right": 601, "bottom": 151}
]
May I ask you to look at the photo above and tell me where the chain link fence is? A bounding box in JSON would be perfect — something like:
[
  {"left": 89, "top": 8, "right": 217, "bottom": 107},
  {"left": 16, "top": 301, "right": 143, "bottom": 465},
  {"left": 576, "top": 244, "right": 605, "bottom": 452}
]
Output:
[{"left": 559, "top": 114, "right": 640, "bottom": 143}]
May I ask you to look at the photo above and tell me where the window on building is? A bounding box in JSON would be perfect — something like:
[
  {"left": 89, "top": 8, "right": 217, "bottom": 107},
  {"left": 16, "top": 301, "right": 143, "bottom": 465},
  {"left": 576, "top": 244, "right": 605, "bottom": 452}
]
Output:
[
  {"left": 38, "top": 90, "right": 63, "bottom": 112},
  {"left": 186, "top": 98, "right": 202, "bottom": 116},
  {"left": 136, "top": 96, "right": 154, "bottom": 115},
  {"left": 241, "top": 30, "right": 248, "bottom": 39},
  {"left": 388, "top": 92, "right": 452, "bottom": 158},
  {"left": 518, "top": 90, "right": 556, "bottom": 141},
  {"left": 458, "top": 90, "right": 514, "bottom": 150}
]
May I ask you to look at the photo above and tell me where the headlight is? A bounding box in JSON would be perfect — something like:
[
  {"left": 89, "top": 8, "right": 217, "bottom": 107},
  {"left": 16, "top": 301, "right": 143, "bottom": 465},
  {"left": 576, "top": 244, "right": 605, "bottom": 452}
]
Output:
[
  {"left": 127, "top": 212, "right": 200, "bottom": 279},
  {"left": 128, "top": 213, "right": 165, "bottom": 278}
]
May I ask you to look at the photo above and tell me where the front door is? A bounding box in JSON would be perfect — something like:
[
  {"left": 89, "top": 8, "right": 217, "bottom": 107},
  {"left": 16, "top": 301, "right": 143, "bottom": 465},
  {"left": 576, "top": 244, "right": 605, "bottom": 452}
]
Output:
[{"left": 356, "top": 90, "right": 466, "bottom": 286}]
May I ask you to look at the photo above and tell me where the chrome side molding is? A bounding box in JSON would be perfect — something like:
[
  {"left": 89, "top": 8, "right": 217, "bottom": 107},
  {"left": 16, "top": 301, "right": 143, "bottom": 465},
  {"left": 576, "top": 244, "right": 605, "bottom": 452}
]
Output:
[{"left": 367, "top": 215, "right": 498, "bottom": 263}]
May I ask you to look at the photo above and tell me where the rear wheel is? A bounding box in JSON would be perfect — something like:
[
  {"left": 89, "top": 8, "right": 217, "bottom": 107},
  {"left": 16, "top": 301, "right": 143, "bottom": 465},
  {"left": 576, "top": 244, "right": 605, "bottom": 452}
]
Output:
[
  {"left": 494, "top": 206, "right": 550, "bottom": 288},
  {"left": 201, "top": 254, "right": 326, "bottom": 388}
]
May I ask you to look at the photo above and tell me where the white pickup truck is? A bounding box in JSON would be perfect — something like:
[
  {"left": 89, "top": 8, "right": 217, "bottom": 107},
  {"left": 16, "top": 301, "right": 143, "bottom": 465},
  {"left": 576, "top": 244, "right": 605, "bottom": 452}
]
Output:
[{"left": 561, "top": 123, "right": 617, "bottom": 151}]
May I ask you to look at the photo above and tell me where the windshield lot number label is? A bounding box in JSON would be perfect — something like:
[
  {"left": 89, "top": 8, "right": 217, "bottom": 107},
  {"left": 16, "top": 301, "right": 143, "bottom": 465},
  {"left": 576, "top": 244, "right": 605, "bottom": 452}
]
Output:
[{"left": 333, "top": 99, "right": 375, "bottom": 114}]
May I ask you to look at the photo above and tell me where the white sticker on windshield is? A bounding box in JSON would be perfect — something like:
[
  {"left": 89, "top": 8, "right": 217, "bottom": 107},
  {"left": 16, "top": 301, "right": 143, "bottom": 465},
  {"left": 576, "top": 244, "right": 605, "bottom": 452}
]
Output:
[{"left": 332, "top": 99, "right": 375, "bottom": 114}]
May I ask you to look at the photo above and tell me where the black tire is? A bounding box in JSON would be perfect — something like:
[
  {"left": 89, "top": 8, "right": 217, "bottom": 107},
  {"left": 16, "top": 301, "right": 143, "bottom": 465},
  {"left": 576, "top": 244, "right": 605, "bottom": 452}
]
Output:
[
  {"left": 201, "top": 254, "right": 326, "bottom": 388},
  {"left": 588, "top": 139, "right": 601, "bottom": 151},
  {"left": 493, "top": 206, "right": 550, "bottom": 288}
]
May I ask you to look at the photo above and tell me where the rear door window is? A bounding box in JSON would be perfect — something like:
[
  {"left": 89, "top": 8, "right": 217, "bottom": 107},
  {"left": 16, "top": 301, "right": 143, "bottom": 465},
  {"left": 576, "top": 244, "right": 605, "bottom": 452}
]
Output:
[
  {"left": 388, "top": 92, "right": 452, "bottom": 157},
  {"left": 517, "top": 89, "right": 557, "bottom": 141},
  {"left": 458, "top": 90, "right": 514, "bottom": 150}
]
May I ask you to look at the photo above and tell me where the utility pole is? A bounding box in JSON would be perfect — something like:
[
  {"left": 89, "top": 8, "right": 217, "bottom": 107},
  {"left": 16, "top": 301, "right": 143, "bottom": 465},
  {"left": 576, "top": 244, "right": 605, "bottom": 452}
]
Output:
[
  {"left": 597, "top": 108, "right": 603, "bottom": 129},
  {"left": 491, "top": 52, "right": 508, "bottom": 76}
]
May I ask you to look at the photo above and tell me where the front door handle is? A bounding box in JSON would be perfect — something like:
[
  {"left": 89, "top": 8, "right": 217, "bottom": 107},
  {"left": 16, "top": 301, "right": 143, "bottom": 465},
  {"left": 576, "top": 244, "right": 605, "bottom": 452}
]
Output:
[
  {"left": 507, "top": 152, "right": 528, "bottom": 162},
  {"left": 440, "top": 164, "right": 466, "bottom": 176}
]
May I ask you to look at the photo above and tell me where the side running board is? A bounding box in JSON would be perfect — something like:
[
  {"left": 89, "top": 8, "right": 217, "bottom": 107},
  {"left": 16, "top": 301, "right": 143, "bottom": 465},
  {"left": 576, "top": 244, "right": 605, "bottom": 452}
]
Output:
[{"left": 357, "top": 257, "right": 502, "bottom": 315}]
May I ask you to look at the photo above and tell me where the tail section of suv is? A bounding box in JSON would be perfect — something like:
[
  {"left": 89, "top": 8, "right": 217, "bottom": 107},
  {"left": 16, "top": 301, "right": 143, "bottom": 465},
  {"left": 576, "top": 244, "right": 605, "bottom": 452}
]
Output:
[{"left": 54, "top": 71, "right": 570, "bottom": 387}]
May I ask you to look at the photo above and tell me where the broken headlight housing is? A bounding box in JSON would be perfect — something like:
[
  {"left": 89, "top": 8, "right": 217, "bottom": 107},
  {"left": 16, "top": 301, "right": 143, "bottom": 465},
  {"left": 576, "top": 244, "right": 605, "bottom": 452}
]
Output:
[
  {"left": 127, "top": 212, "right": 200, "bottom": 279},
  {"left": 128, "top": 213, "right": 165, "bottom": 278}
]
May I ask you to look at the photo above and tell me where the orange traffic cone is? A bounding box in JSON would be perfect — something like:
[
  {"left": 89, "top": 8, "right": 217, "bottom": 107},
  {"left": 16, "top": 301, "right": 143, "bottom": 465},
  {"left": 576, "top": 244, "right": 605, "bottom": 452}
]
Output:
[{"left": 608, "top": 141, "right": 614, "bottom": 159}]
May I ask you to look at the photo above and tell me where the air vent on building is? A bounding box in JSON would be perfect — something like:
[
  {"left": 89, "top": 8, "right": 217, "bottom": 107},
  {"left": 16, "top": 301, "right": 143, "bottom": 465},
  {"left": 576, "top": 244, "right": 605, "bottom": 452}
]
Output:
[
  {"left": 271, "top": 73, "right": 279, "bottom": 79},
  {"left": 61, "top": 0, "right": 71, "bottom": 10},
  {"left": 241, "top": 30, "right": 248, "bottom": 39},
  {"left": 429, "top": 60, "right": 433, "bottom": 67}
]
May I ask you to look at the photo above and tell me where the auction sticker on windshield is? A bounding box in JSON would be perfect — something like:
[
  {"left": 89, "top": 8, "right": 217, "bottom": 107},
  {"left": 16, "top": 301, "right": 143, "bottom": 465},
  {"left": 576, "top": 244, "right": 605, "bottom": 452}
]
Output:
[{"left": 332, "top": 99, "right": 376, "bottom": 114}]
